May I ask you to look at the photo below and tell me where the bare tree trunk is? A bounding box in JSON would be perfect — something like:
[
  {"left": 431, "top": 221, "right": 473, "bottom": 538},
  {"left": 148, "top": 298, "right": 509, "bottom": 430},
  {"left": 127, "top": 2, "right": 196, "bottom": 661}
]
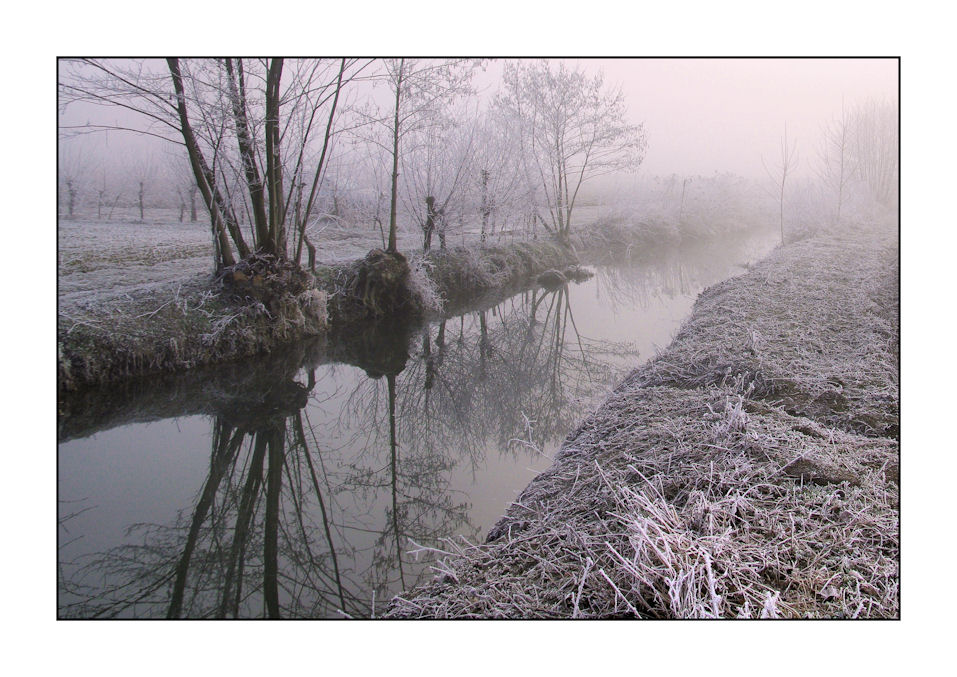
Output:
[
  {"left": 263, "top": 426, "right": 284, "bottom": 619},
  {"left": 67, "top": 181, "right": 76, "bottom": 218},
  {"left": 297, "top": 59, "right": 347, "bottom": 267},
  {"left": 264, "top": 58, "right": 286, "bottom": 258},
  {"left": 768, "top": 124, "right": 798, "bottom": 246},
  {"left": 294, "top": 181, "right": 304, "bottom": 244},
  {"left": 167, "top": 58, "right": 236, "bottom": 268},
  {"left": 138, "top": 181, "right": 145, "bottom": 220},
  {"left": 388, "top": 373, "right": 405, "bottom": 589},
  {"left": 779, "top": 177, "right": 785, "bottom": 244},
  {"left": 423, "top": 195, "right": 436, "bottom": 251},
  {"left": 480, "top": 169, "right": 490, "bottom": 243},
  {"left": 678, "top": 177, "right": 689, "bottom": 225},
  {"left": 225, "top": 58, "right": 270, "bottom": 251},
  {"left": 388, "top": 59, "right": 405, "bottom": 254}
]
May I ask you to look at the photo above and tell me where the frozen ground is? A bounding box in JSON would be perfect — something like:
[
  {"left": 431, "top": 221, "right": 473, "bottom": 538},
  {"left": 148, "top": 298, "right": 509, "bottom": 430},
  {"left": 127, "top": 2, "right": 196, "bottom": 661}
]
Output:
[
  {"left": 57, "top": 205, "right": 610, "bottom": 321},
  {"left": 387, "top": 223, "right": 900, "bottom": 619},
  {"left": 58, "top": 209, "right": 215, "bottom": 313}
]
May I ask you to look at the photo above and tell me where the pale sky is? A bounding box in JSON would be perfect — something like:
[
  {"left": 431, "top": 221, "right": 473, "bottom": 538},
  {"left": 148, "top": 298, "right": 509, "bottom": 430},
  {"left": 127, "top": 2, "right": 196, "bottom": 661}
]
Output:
[
  {"left": 571, "top": 57, "right": 898, "bottom": 178},
  {"left": 59, "top": 58, "right": 898, "bottom": 185}
]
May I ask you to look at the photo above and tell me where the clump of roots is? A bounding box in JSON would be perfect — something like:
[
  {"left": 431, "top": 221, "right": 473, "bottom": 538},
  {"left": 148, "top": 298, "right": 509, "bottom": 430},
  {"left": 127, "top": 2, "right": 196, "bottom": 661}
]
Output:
[
  {"left": 218, "top": 252, "right": 314, "bottom": 309},
  {"left": 324, "top": 248, "right": 424, "bottom": 322}
]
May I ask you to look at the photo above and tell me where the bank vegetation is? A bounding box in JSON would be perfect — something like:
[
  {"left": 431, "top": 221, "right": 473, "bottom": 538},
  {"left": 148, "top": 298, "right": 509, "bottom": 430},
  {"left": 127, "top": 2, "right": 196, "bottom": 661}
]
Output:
[{"left": 386, "top": 221, "right": 899, "bottom": 619}]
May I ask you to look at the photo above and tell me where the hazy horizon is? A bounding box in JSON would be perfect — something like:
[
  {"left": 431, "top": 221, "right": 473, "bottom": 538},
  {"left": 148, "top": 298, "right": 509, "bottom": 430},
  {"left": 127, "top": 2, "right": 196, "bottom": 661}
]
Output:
[{"left": 58, "top": 57, "right": 898, "bottom": 188}]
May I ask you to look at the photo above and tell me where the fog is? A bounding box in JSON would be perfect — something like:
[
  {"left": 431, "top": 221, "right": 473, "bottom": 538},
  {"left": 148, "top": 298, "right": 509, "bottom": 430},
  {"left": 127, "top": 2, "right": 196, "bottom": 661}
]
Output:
[
  {"left": 59, "top": 57, "right": 897, "bottom": 183},
  {"left": 582, "top": 58, "right": 897, "bottom": 178}
]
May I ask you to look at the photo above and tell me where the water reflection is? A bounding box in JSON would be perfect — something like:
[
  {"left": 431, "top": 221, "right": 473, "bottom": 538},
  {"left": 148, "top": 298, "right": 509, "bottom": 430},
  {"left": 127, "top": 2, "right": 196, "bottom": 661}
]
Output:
[
  {"left": 57, "top": 230, "right": 777, "bottom": 618},
  {"left": 58, "top": 286, "right": 637, "bottom": 618}
]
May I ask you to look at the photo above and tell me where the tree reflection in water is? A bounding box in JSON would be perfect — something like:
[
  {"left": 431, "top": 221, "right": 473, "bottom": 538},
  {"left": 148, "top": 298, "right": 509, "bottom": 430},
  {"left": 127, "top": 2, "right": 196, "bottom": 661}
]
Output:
[{"left": 57, "top": 269, "right": 666, "bottom": 619}]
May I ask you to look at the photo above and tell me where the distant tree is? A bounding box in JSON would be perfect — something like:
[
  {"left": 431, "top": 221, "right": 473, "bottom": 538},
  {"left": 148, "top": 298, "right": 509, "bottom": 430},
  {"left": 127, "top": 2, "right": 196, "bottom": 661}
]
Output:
[
  {"left": 58, "top": 145, "right": 93, "bottom": 219},
  {"left": 849, "top": 98, "right": 898, "bottom": 208},
  {"left": 817, "top": 102, "right": 856, "bottom": 226},
  {"left": 470, "top": 107, "right": 525, "bottom": 242},
  {"left": 352, "top": 58, "right": 478, "bottom": 253},
  {"left": 126, "top": 153, "right": 156, "bottom": 221},
  {"left": 165, "top": 153, "right": 200, "bottom": 223},
  {"left": 764, "top": 124, "right": 799, "bottom": 244},
  {"left": 496, "top": 60, "right": 647, "bottom": 243},
  {"left": 400, "top": 102, "right": 478, "bottom": 251}
]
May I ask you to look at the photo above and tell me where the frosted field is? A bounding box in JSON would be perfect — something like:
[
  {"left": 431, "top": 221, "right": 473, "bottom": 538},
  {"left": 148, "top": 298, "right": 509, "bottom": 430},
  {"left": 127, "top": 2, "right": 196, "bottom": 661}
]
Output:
[
  {"left": 56, "top": 205, "right": 612, "bottom": 322},
  {"left": 57, "top": 208, "right": 408, "bottom": 315},
  {"left": 58, "top": 209, "right": 214, "bottom": 312}
]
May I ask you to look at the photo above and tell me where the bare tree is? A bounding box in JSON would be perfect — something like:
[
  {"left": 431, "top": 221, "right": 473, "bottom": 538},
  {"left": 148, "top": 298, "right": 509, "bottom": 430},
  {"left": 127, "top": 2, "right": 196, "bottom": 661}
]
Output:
[
  {"left": 59, "top": 58, "right": 369, "bottom": 271},
  {"left": 400, "top": 101, "right": 478, "bottom": 251},
  {"left": 849, "top": 98, "right": 898, "bottom": 208},
  {"left": 764, "top": 124, "right": 799, "bottom": 244},
  {"left": 165, "top": 152, "right": 200, "bottom": 223},
  {"left": 58, "top": 144, "right": 93, "bottom": 219},
  {"left": 817, "top": 102, "right": 856, "bottom": 227},
  {"left": 352, "top": 59, "right": 478, "bottom": 254},
  {"left": 125, "top": 153, "right": 156, "bottom": 221},
  {"left": 470, "top": 107, "right": 525, "bottom": 242},
  {"left": 496, "top": 60, "right": 647, "bottom": 243}
]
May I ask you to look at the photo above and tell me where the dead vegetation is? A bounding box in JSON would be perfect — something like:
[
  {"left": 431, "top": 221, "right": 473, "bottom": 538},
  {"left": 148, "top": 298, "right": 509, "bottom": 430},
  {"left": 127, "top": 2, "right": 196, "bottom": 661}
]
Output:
[
  {"left": 423, "top": 240, "right": 575, "bottom": 305},
  {"left": 386, "top": 224, "right": 899, "bottom": 619},
  {"left": 632, "top": 229, "right": 899, "bottom": 439},
  {"left": 58, "top": 270, "right": 328, "bottom": 393}
]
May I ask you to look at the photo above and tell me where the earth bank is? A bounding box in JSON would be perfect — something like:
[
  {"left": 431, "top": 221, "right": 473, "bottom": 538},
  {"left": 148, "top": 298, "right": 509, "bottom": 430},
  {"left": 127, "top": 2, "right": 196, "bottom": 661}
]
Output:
[
  {"left": 59, "top": 213, "right": 726, "bottom": 393},
  {"left": 385, "top": 223, "right": 899, "bottom": 619}
]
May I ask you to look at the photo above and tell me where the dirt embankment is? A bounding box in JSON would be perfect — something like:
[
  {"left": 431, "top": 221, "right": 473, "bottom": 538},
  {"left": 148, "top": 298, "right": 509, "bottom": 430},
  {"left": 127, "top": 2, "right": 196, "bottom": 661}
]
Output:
[
  {"left": 386, "top": 224, "right": 899, "bottom": 619},
  {"left": 58, "top": 238, "right": 581, "bottom": 393},
  {"left": 57, "top": 259, "right": 330, "bottom": 393},
  {"left": 55, "top": 218, "right": 777, "bottom": 393}
]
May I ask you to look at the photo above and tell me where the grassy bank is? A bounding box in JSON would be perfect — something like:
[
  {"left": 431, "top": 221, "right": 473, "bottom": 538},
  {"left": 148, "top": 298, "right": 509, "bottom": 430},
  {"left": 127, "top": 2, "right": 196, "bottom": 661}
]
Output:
[
  {"left": 57, "top": 238, "right": 574, "bottom": 392},
  {"left": 385, "top": 223, "right": 899, "bottom": 619},
  {"left": 55, "top": 216, "right": 763, "bottom": 392},
  {"left": 57, "top": 271, "right": 328, "bottom": 393}
]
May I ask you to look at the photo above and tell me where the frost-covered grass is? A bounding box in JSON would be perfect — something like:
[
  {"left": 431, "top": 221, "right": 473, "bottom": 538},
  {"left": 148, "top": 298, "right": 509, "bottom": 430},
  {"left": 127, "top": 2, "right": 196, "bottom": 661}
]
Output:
[
  {"left": 633, "top": 222, "right": 900, "bottom": 439},
  {"left": 421, "top": 239, "right": 575, "bottom": 309},
  {"left": 386, "top": 220, "right": 899, "bottom": 619},
  {"left": 57, "top": 210, "right": 333, "bottom": 391},
  {"left": 56, "top": 208, "right": 539, "bottom": 314},
  {"left": 58, "top": 211, "right": 214, "bottom": 308},
  {"left": 56, "top": 204, "right": 777, "bottom": 390}
]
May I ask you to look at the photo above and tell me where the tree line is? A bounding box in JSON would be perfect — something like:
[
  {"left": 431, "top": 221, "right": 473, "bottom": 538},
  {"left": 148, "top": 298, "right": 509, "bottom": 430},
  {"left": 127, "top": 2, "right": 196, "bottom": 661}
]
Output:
[
  {"left": 59, "top": 58, "right": 648, "bottom": 271},
  {"left": 59, "top": 59, "right": 898, "bottom": 266}
]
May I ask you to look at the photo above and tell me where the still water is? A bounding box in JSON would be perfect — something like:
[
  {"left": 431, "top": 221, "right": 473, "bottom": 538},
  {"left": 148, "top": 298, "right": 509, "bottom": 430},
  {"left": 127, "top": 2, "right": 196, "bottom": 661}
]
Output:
[{"left": 57, "top": 230, "right": 777, "bottom": 618}]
